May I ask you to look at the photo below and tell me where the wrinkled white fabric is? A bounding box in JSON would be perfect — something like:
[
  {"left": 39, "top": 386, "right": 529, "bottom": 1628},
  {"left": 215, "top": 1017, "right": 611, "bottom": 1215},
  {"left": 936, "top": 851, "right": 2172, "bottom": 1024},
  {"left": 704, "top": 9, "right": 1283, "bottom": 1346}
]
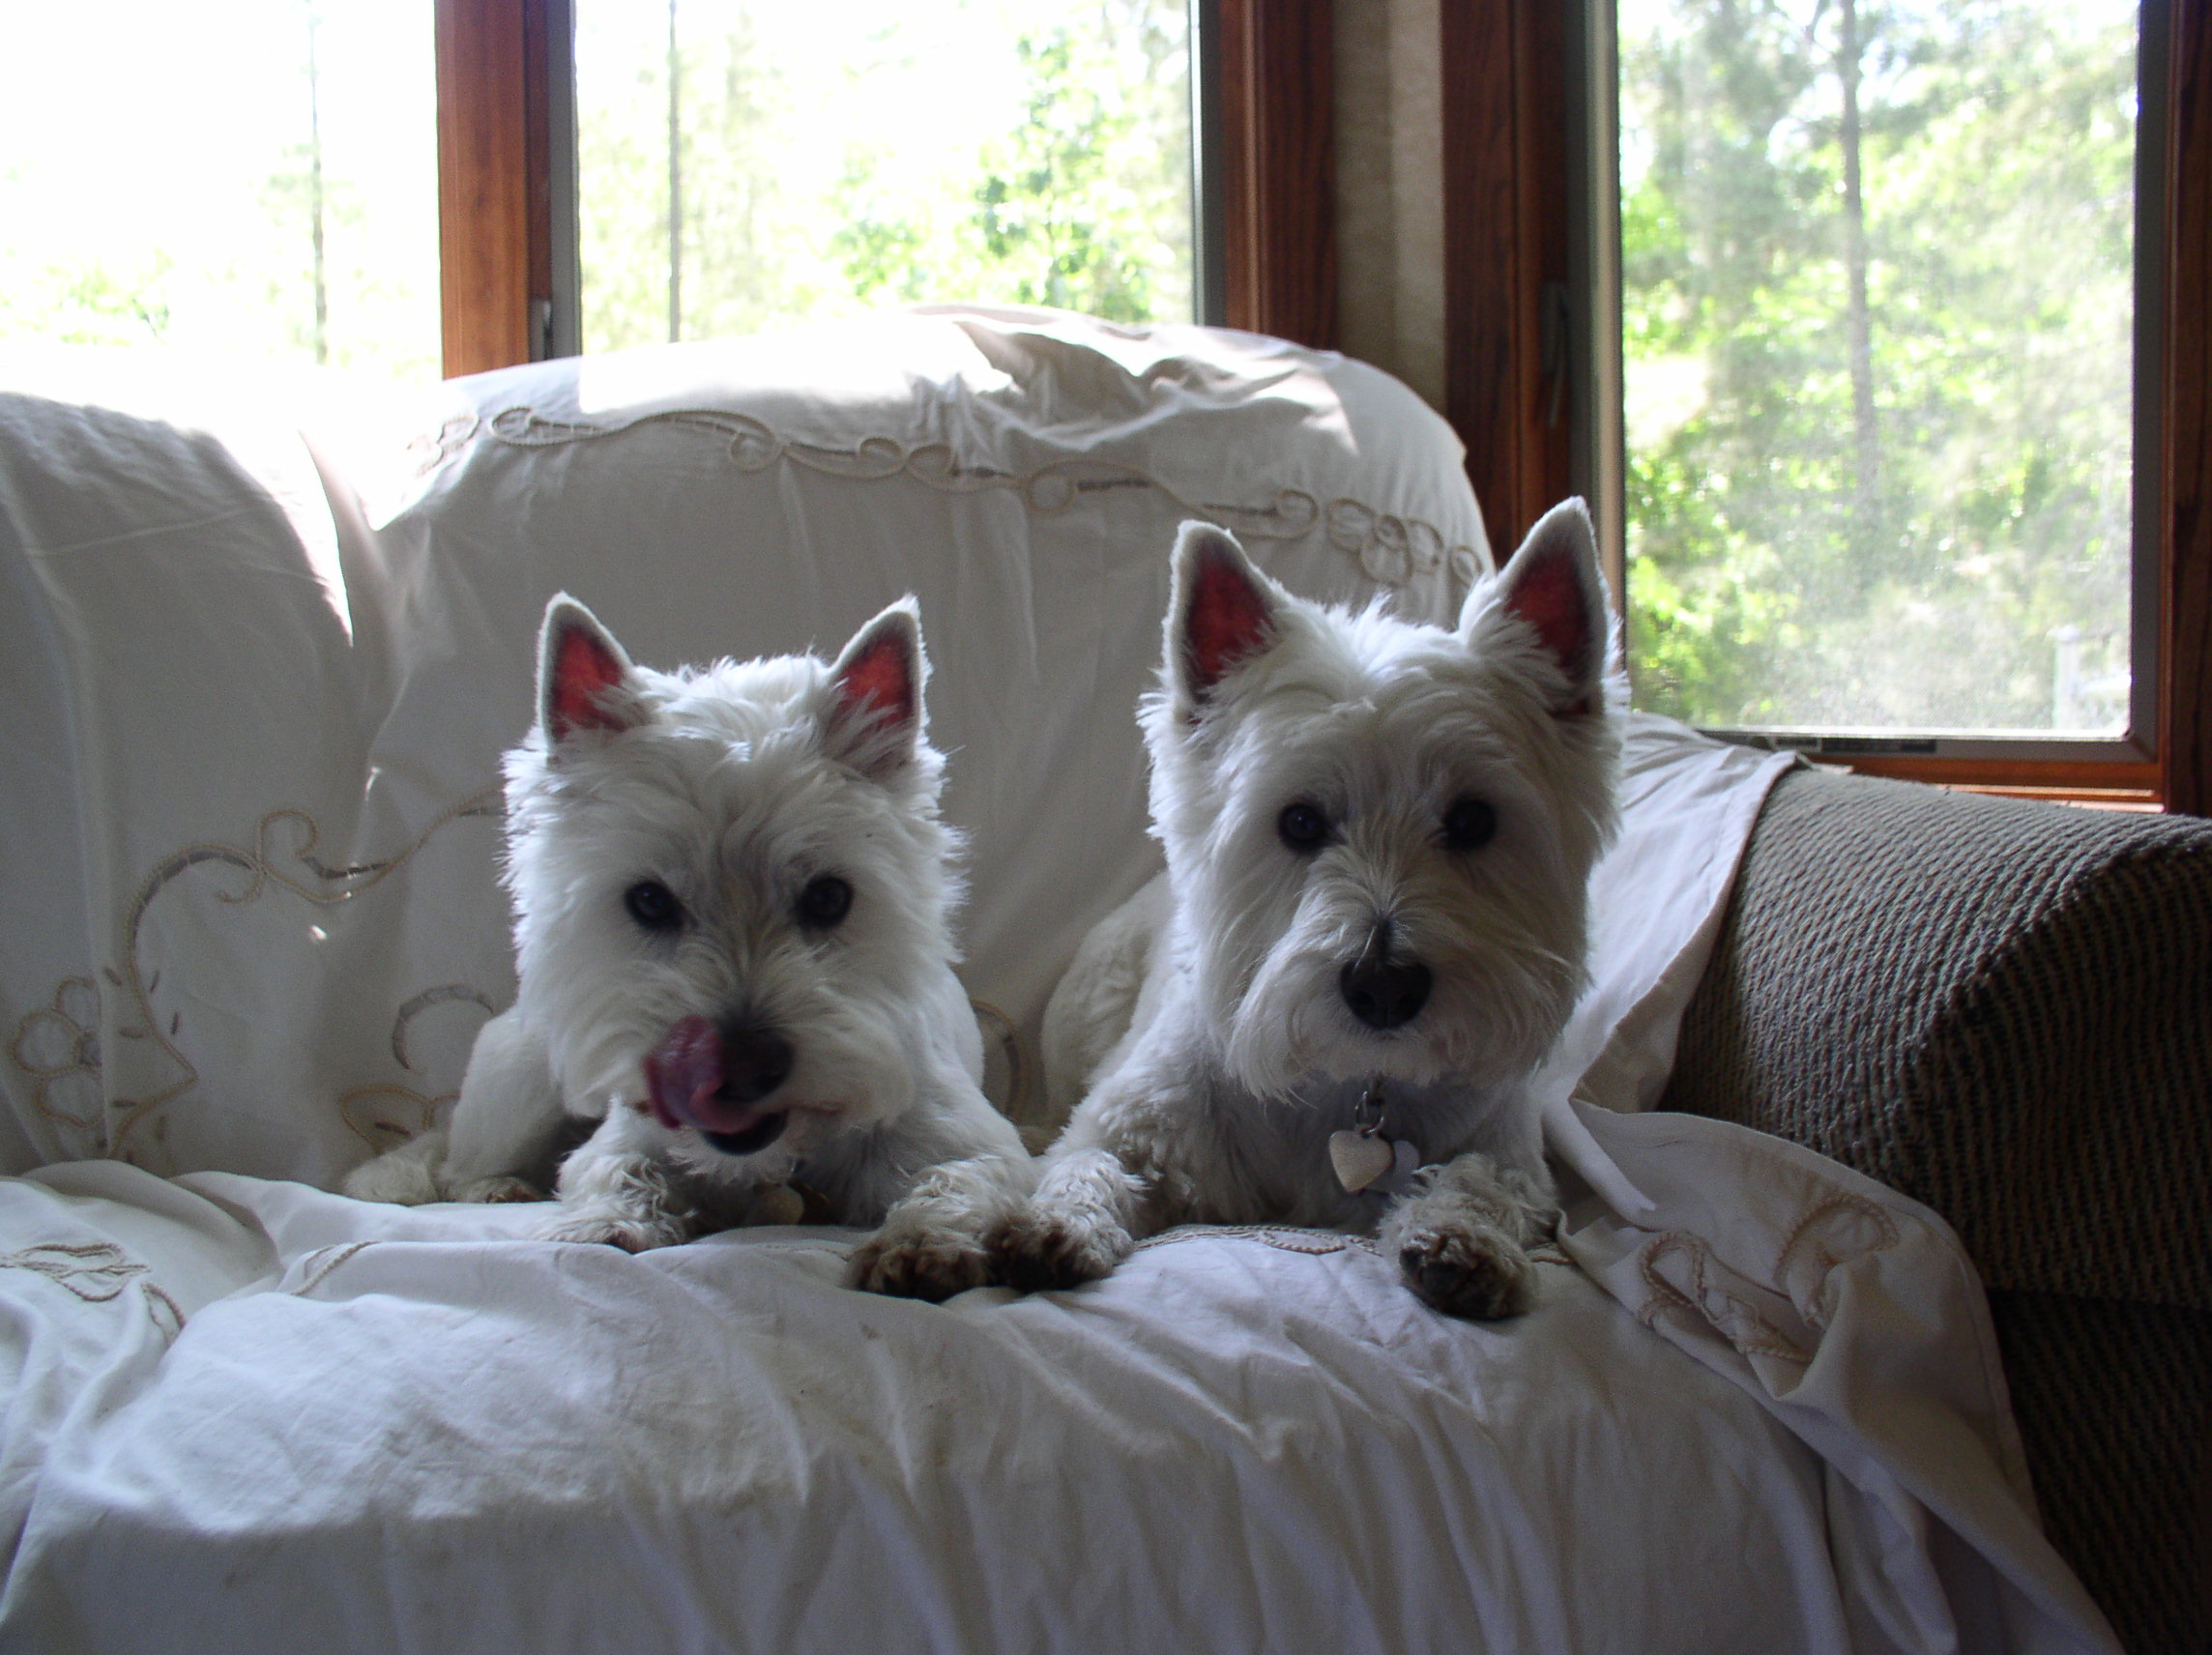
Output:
[
  {"left": 0, "top": 719, "right": 2118, "bottom": 1654},
  {"left": 0, "top": 326, "right": 2116, "bottom": 1652},
  {"left": 1533, "top": 711, "right": 1801, "bottom": 1218}
]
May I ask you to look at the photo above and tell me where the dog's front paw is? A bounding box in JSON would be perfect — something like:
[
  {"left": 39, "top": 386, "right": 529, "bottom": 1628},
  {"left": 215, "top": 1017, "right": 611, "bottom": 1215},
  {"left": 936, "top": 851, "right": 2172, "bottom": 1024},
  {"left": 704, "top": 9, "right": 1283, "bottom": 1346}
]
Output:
[
  {"left": 984, "top": 1205, "right": 1131, "bottom": 1292},
  {"left": 1394, "top": 1219, "right": 1538, "bottom": 1320},
  {"left": 847, "top": 1229, "right": 993, "bottom": 1302},
  {"left": 538, "top": 1207, "right": 692, "bottom": 1253},
  {"left": 451, "top": 1175, "right": 545, "bottom": 1205},
  {"left": 341, "top": 1130, "right": 448, "bottom": 1206}
]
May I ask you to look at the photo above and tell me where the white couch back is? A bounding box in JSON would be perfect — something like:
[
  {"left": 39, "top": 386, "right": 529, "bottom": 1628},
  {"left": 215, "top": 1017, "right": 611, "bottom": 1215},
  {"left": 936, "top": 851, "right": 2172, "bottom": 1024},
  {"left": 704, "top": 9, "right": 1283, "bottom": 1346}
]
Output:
[{"left": 0, "top": 308, "right": 1488, "bottom": 1184}]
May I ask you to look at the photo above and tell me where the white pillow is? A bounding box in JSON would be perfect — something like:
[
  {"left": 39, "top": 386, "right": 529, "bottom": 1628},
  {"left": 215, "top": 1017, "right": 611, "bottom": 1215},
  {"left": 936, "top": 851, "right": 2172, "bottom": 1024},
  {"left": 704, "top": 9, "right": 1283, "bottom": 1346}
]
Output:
[{"left": 0, "top": 310, "right": 1490, "bottom": 1184}]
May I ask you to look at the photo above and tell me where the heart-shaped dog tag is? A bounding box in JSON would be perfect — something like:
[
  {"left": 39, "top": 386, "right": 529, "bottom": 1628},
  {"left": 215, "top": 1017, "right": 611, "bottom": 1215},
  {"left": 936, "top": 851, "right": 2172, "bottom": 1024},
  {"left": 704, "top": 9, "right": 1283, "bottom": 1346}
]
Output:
[
  {"left": 1329, "top": 1129, "right": 1395, "bottom": 1193},
  {"left": 752, "top": 1183, "right": 805, "bottom": 1227}
]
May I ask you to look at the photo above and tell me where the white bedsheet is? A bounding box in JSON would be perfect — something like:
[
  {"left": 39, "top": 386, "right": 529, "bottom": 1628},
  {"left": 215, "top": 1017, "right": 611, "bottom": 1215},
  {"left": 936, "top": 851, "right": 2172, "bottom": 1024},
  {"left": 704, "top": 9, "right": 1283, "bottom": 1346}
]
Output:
[{"left": 0, "top": 721, "right": 2120, "bottom": 1655}]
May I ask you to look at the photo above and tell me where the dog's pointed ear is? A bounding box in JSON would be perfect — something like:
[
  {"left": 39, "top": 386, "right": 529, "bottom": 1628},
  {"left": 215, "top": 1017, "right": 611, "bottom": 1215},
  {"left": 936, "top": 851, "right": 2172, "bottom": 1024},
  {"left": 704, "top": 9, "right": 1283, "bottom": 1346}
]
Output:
[
  {"left": 824, "top": 598, "right": 925, "bottom": 778},
  {"left": 538, "top": 595, "right": 645, "bottom": 743},
  {"left": 1465, "top": 498, "right": 1609, "bottom": 715},
  {"left": 1168, "top": 520, "right": 1287, "bottom": 715}
]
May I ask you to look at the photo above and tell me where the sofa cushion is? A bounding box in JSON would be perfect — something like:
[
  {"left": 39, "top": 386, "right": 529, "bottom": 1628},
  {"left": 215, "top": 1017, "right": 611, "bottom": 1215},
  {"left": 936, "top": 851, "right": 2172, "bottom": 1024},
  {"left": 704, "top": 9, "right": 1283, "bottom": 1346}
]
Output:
[{"left": 1665, "top": 767, "right": 2212, "bottom": 1313}]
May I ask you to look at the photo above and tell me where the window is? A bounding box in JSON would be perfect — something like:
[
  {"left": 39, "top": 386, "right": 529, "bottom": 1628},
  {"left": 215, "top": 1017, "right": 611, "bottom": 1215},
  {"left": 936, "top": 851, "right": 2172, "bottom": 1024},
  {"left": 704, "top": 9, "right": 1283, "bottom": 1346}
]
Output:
[
  {"left": 0, "top": 1, "right": 440, "bottom": 381},
  {"left": 1423, "top": 0, "right": 2205, "bottom": 813},
  {"left": 571, "top": 0, "right": 1195, "bottom": 348},
  {"left": 434, "top": 0, "right": 1342, "bottom": 370},
  {"left": 1615, "top": 1, "right": 2151, "bottom": 768}
]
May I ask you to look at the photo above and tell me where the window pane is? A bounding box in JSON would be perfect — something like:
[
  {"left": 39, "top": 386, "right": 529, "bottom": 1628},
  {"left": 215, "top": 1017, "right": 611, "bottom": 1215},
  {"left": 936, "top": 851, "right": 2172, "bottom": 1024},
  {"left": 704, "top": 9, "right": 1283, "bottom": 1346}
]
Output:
[
  {"left": 575, "top": 0, "right": 1194, "bottom": 351},
  {"left": 1618, "top": 0, "right": 2137, "bottom": 735},
  {"left": 0, "top": 2, "right": 440, "bottom": 381}
]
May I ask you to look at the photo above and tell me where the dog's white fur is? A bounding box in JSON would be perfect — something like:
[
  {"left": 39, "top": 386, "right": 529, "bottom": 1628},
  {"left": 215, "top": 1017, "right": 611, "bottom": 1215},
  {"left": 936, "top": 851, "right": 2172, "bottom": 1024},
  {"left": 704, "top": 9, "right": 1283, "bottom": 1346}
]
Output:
[
  {"left": 343, "top": 595, "right": 1031, "bottom": 1298},
  {"left": 993, "top": 501, "right": 1621, "bottom": 1318}
]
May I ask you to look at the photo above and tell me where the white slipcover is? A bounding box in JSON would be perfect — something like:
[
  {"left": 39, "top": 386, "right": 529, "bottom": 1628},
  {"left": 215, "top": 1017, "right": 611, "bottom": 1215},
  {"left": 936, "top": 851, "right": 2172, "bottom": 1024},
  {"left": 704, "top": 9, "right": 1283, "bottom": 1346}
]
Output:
[{"left": 0, "top": 317, "right": 2116, "bottom": 1653}]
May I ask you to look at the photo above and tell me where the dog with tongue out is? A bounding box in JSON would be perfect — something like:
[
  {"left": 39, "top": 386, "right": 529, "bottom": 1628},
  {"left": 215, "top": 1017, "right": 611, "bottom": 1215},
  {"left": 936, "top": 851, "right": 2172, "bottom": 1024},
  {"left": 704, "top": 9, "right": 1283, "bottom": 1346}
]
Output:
[{"left": 342, "top": 594, "right": 1033, "bottom": 1300}]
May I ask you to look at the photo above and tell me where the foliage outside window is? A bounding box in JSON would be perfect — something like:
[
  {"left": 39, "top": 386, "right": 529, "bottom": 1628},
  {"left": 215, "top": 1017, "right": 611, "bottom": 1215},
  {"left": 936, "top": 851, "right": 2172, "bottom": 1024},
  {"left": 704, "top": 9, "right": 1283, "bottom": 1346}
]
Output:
[
  {"left": 1619, "top": 0, "right": 2138, "bottom": 736},
  {"left": 0, "top": 1, "right": 439, "bottom": 382},
  {"left": 575, "top": 0, "right": 1194, "bottom": 352}
]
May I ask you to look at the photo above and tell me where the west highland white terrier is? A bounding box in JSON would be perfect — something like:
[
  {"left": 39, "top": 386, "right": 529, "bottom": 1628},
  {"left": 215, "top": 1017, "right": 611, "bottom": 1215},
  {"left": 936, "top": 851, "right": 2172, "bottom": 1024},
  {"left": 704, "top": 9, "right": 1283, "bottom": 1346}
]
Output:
[
  {"left": 343, "top": 595, "right": 1031, "bottom": 1299},
  {"left": 989, "top": 501, "right": 1620, "bottom": 1319}
]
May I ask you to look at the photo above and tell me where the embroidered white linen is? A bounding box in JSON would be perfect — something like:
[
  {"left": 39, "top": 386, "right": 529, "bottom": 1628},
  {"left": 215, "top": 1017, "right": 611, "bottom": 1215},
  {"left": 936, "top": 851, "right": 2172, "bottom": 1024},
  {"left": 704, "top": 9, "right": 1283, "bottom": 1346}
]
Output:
[
  {"left": 0, "top": 325, "right": 2116, "bottom": 1652},
  {"left": 0, "top": 317, "right": 1482, "bottom": 1180},
  {"left": 0, "top": 720, "right": 2116, "bottom": 1654}
]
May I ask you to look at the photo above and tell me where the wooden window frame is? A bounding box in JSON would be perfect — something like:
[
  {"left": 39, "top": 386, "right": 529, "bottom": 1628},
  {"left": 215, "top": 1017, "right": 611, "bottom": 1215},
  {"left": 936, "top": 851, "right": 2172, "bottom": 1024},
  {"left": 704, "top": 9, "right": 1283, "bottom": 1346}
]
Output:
[
  {"left": 437, "top": 0, "right": 1315, "bottom": 367},
  {"left": 436, "top": 0, "right": 537, "bottom": 376},
  {"left": 1428, "top": 0, "right": 2211, "bottom": 814},
  {"left": 431, "top": 0, "right": 1339, "bottom": 359},
  {"left": 432, "top": 0, "right": 2209, "bottom": 814},
  {"left": 1212, "top": 0, "right": 1336, "bottom": 347}
]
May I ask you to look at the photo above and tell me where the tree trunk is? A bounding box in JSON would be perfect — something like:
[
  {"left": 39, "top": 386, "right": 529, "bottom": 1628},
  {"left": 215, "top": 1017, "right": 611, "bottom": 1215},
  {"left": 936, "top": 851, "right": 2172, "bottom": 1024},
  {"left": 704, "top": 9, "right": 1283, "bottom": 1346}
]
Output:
[
  {"left": 1838, "top": 0, "right": 1877, "bottom": 514},
  {"left": 667, "top": 0, "right": 683, "bottom": 343},
  {"left": 307, "top": 5, "right": 327, "bottom": 366}
]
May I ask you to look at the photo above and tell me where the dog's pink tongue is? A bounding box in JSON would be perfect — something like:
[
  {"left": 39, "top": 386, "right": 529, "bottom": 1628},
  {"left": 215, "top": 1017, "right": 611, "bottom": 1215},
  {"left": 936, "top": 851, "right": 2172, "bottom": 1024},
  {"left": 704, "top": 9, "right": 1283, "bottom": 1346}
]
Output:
[
  {"left": 645, "top": 1016, "right": 723, "bottom": 1132},
  {"left": 644, "top": 1017, "right": 775, "bottom": 1135}
]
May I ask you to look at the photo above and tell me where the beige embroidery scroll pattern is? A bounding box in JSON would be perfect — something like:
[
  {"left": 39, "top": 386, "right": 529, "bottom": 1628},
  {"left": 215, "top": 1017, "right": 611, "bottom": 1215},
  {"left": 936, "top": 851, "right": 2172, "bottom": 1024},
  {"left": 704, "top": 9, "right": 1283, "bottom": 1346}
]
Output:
[
  {"left": 101, "top": 789, "right": 502, "bottom": 1167},
  {"left": 10, "top": 977, "right": 105, "bottom": 1146},
  {"left": 1775, "top": 1195, "right": 1900, "bottom": 1331},
  {"left": 339, "top": 983, "right": 501, "bottom": 1153},
  {"left": 0, "top": 1240, "right": 185, "bottom": 1341},
  {"left": 477, "top": 405, "right": 1490, "bottom": 591},
  {"left": 403, "top": 413, "right": 481, "bottom": 479},
  {"left": 1635, "top": 1232, "right": 1814, "bottom": 1368},
  {"left": 288, "top": 1240, "right": 374, "bottom": 1297},
  {"left": 966, "top": 998, "right": 1035, "bottom": 1143},
  {"left": 1136, "top": 1225, "right": 1376, "bottom": 1257}
]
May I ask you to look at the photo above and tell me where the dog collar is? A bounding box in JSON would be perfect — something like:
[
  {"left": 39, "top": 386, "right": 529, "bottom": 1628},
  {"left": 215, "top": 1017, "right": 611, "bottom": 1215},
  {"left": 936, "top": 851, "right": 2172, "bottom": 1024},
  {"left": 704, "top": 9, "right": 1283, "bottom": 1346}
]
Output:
[{"left": 1328, "top": 1076, "right": 1420, "bottom": 1196}]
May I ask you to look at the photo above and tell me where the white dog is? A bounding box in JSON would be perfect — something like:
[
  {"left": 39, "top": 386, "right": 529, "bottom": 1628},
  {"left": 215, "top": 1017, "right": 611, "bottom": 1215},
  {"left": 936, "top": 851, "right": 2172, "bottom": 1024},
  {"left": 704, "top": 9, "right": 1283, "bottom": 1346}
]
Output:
[
  {"left": 343, "top": 595, "right": 1031, "bottom": 1299},
  {"left": 990, "top": 502, "right": 1620, "bottom": 1319}
]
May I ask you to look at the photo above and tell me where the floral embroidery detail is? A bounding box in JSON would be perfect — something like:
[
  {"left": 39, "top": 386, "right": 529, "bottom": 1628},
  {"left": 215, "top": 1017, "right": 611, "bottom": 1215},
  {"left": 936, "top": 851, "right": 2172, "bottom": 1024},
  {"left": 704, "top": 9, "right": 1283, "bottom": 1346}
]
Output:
[
  {"left": 339, "top": 984, "right": 500, "bottom": 1153},
  {"left": 1325, "top": 499, "right": 1475, "bottom": 588},
  {"left": 475, "top": 405, "right": 1489, "bottom": 592},
  {"left": 93, "top": 790, "right": 501, "bottom": 1170},
  {"left": 0, "top": 1239, "right": 144, "bottom": 1301},
  {"left": 10, "top": 977, "right": 104, "bottom": 1143},
  {"left": 404, "top": 413, "right": 480, "bottom": 478}
]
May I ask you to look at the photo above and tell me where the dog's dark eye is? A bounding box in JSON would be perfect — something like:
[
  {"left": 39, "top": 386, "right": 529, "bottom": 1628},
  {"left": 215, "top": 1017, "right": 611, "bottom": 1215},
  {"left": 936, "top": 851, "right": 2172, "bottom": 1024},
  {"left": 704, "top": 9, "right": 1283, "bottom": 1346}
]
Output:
[
  {"left": 1443, "top": 798, "right": 1498, "bottom": 851},
  {"left": 1277, "top": 802, "right": 1329, "bottom": 852},
  {"left": 624, "top": 880, "right": 684, "bottom": 932},
  {"left": 797, "top": 875, "right": 854, "bottom": 928}
]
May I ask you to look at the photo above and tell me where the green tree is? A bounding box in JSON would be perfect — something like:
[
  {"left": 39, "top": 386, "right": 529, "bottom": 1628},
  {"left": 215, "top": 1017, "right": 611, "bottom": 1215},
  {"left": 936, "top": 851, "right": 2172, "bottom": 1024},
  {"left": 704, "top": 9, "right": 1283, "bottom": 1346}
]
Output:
[
  {"left": 0, "top": 255, "right": 173, "bottom": 346},
  {"left": 581, "top": 5, "right": 789, "bottom": 351},
  {"left": 1621, "top": 0, "right": 2136, "bottom": 731},
  {"left": 969, "top": 22, "right": 1179, "bottom": 319},
  {"left": 830, "top": 0, "right": 1190, "bottom": 322}
]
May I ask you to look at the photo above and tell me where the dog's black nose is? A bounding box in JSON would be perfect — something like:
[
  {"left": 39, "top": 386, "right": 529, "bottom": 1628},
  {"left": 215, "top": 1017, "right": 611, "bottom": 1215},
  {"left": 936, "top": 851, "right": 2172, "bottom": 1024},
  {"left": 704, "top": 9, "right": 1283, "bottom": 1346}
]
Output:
[
  {"left": 1341, "top": 956, "right": 1432, "bottom": 1030},
  {"left": 716, "top": 1028, "right": 794, "bottom": 1104}
]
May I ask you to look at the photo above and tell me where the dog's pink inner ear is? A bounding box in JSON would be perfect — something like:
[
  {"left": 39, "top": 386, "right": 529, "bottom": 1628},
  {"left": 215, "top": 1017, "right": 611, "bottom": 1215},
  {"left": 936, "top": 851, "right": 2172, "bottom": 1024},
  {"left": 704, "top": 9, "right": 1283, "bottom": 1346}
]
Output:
[
  {"left": 1503, "top": 547, "right": 1594, "bottom": 697},
  {"left": 549, "top": 624, "right": 631, "bottom": 740},
  {"left": 832, "top": 627, "right": 917, "bottom": 736},
  {"left": 1184, "top": 556, "right": 1275, "bottom": 699}
]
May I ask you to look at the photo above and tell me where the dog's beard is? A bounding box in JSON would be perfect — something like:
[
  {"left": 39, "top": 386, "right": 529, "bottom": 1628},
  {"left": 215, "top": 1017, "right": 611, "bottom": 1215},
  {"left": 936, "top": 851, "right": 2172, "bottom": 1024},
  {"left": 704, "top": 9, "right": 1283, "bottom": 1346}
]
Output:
[{"left": 1202, "top": 857, "right": 1588, "bottom": 1101}]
